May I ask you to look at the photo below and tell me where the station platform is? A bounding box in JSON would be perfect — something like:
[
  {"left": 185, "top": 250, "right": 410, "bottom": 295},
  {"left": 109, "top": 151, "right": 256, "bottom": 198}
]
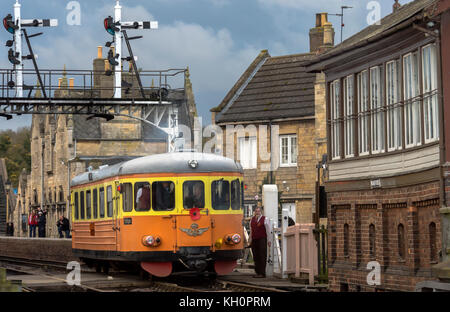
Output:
[{"left": 0, "top": 236, "right": 74, "bottom": 263}]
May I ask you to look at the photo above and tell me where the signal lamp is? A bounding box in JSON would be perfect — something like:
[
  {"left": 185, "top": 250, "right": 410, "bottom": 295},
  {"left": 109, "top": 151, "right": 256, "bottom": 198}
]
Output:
[
  {"left": 5, "top": 40, "right": 13, "bottom": 47},
  {"left": 224, "top": 234, "right": 241, "bottom": 245},
  {"left": 108, "top": 49, "right": 119, "bottom": 66},
  {"left": 104, "top": 16, "right": 119, "bottom": 36},
  {"left": 8, "top": 48, "right": 20, "bottom": 65},
  {"left": 3, "top": 14, "right": 18, "bottom": 34}
]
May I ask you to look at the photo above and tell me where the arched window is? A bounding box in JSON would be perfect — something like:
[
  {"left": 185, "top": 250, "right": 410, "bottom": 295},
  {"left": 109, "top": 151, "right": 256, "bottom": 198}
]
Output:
[
  {"left": 369, "top": 224, "right": 376, "bottom": 258},
  {"left": 398, "top": 223, "right": 405, "bottom": 260},
  {"left": 59, "top": 186, "right": 64, "bottom": 203},
  {"left": 344, "top": 223, "right": 349, "bottom": 257},
  {"left": 33, "top": 190, "right": 38, "bottom": 204},
  {"left": 429, "top": 222, "right": 437, "bottom": 262}
]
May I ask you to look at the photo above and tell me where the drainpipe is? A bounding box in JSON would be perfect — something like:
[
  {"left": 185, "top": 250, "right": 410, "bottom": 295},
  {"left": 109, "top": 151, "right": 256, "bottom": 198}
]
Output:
[
  {"left": 41, "top": 141, "right": 44, "bottom": 212},
  {"left": 66, "top": 139, "right": 77, "bottom": 220}
]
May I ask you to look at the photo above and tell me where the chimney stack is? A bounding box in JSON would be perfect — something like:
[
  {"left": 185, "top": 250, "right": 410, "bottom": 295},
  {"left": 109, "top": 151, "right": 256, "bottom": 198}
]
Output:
[{"left": 309, "top": 13, "right": 335, "bottom": 54}]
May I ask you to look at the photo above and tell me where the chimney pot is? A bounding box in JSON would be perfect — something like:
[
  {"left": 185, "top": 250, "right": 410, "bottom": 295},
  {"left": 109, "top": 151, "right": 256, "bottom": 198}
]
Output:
[
  {"left": 97, "top": 46, "right": 103, "bottom": 59},
  {"left": 393, "top": 0, "right": 401, "bottom": 12},
  {"left": 58, "top": 78, "right": 62, "bottom": 88},
  {"left": 69, "top": 78, "right": 74, "bottom": 89}
]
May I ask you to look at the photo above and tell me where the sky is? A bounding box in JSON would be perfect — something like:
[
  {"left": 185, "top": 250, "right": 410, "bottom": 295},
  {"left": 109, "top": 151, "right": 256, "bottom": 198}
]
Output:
[{"left": 0, "top": 0, "right": 415, "bottom": 131}]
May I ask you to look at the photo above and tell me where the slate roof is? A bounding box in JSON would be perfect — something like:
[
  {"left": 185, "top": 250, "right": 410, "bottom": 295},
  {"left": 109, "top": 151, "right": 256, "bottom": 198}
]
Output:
[
  {"left": 306, "top": 0, "right": 438, "bottom": 69},
  {"left": 213, "top": 51, "right": 316, "bottom": 124}
]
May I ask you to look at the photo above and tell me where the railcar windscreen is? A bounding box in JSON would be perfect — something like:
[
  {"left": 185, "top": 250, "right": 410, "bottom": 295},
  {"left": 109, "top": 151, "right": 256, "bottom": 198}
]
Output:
[{"left": 183, "top": 181, "right": 205, "bottom": 209}]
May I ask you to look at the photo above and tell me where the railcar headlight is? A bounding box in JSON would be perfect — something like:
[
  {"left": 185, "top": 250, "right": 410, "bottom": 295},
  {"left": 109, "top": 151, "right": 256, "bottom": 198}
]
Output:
[
  {"left": 231, "top": 234, "right": 241, "bottom": 244},
  {"left": 224, "top": 234, "right": 241, "bottom": 245},
  {"left": 142, "top": 235, "right": 161, "bottom": 247}
]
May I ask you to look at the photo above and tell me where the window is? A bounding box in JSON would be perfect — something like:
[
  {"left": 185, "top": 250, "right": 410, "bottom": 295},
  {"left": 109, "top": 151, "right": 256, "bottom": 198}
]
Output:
[
  {"left": 212, "top": 180, "right": 230, "bottom": 210},
  {"left": 99, "top": 187, "right": 105, "bottom": 218},
  {"left": 93, "top": 189, "right": 98, "bottom": 219},
  {"left": 152, "top": 182, "right": 175, "bottom": 211},
  {"left": 239, "top": 137, "right": 257, "bottom": 169},
  {"left": 357, "top": 71, "right": 369, "bottom": 155},
  {"left": 370, "top": 66, "right": 384, "bottom": 153},
  {"left": 429, "top": 222, "right": 437, "bottom": 263},
  {"left": 183, "top": 181, "right": 205, "bottom": 209},
  {"left": 386, "top": 60, "right": 402, "bottom": 151},
  {"left": 403, "top": 52, "right": 421, "bottom": 147},
  {"left": 344, "top": 75, "right": 354, "bottom": 157},
  {"left": 231, "top": 179, "right": 241, "bottom": 210},
  {"left": 80, "top": 191, "right": 85, "bottom": 219},
  {"left": 86, "top": 190, "right": 91, "bottom": 220},
  {"left": 122, "top": 183, "right": 133, "bottom": 212},
  {"left": 398, "top": 223, "right": 405, "bottom": 260},
  {"left": 422, "top": 44, "right": 439, "bottom": 142},
  {"left": 107, "top": 186, "right": 113, "bottom": 217},
  {"left": 74, "top": 192, "right": 79, "bottom": 220},
  {"left": 330, "top": 80, "right": 341, "bottom": 159},
  {"left": 369, "top": 224, "right": 376, "bottom": 258},
  {"left": 280, "top": 135, "right": 297, "bottom": 166},
  {"left": 344, "top": 223, "right": 349, "bottom": 257}
]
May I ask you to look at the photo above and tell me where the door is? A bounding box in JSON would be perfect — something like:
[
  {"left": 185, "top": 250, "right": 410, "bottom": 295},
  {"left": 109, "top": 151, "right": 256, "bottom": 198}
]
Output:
[{"left": 113, "top": 180, "right": 120, "bottom": 251}]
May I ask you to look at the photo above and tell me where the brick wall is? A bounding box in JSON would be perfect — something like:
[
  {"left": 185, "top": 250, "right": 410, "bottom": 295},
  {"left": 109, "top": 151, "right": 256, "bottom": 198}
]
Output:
[{"left": 327, "top": 181, "right": 442, "bottom": 291}]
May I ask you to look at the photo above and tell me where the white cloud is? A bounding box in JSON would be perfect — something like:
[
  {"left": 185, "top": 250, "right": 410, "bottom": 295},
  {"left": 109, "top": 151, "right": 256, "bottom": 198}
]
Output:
[{"left": 257, "top": 0, "right": 342, "bottom": 10}]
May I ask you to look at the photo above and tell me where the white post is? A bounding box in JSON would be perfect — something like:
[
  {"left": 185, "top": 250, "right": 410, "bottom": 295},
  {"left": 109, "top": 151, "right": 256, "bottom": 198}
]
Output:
[
  {"left": 266, "top": 218, "right": 274, "bottom": 278},
  {"left": 14, "top": 0, "right": 23, "bottom": 97},
  {"left": 114, "top": 0, "right": 122, "bottom": 98},
  {"left": 281, "top": 208, "right": 289, "bottom": 279}
]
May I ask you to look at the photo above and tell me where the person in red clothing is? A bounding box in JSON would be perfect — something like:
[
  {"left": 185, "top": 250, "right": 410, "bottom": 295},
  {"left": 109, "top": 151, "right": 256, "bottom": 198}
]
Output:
[
  {"left": 249, "top": 206, "right": 271, "bottom": 278},
  {"left": 28, "top": 210, "right": 38, "bottom": 237}
]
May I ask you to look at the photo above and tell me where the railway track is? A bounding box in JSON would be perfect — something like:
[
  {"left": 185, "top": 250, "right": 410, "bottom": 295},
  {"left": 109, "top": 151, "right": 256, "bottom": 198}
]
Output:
[{"left": 1, "top": 256, "right": 288, "bottom": 292}]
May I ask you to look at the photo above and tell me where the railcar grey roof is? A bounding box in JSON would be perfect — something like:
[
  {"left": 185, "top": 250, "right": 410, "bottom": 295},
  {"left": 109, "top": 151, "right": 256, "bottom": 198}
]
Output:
[{"left": 71, "top": 152, "right": 244, "bottom": 187}]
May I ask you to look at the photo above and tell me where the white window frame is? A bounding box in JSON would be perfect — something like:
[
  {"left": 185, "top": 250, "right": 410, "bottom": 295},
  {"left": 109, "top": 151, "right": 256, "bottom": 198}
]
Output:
[
  {"left": 330, "top": 80, "right": 341, "bottom": 160},
  {"left": 238, "top": 136, "right": 257, "bottom": 169},
  {"left": 279, "top": 134, "right": 297, "bottom": 167},
  {"left": 370, "top": 66, "right": 384, "bottom": 154},
  {"left": 386, "top": 60, "right": 402, "bottom": 151},
  {"left": 422, "top": 44, "right": 439, "bottom": 143},
  {"left": 403, "top": 52, "right": 421, "bottom": 148},
  {"left": 357, "top": 70, "right": 369, "bottom": 156},
  {"left": 344, "top": 75, "right": 354, "bottom": 158}
]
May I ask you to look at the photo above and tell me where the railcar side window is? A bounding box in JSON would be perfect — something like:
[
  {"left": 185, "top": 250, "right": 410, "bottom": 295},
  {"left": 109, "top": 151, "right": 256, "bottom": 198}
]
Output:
[
  {"left": 152, "top": 181, "right": 175, "bottom": 211},
  {"left": 122, "top": 183, "right": 133, "bottom": 212},
  {"left": 74, "top": 192, "right": 79, "bottom": 220},
  {"left": 183, "top": 181, "right": 205, "bottom": 209},
  {"left": 107, "top": 186, "right": 113, "bottom": 217},
  {"left": 231, "top": 180, "right": 241, "bottom": 210},
  {"left": 86, "top": 190, "right": 92, "bottom": 219},
  {"left": 134, "top": 182, "right": 151, "bottom": 211},
  {"left": 93, "top": 189, "right": 98, "bottom": 219},
  {"left": 80, "top": 191, "right": 85, "bottom": 219},
  {"left": 99, "top": 187, "right": 105, "bottom": 218},
  {"left": 212, "top": 180, "right": 230, "bottom": 210}
]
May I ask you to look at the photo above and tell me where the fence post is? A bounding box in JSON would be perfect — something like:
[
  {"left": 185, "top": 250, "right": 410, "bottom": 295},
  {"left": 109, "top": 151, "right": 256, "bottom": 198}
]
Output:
[
  {"left": 295, "top": 224, "right": 300, "bottom": 278},
  {"left": 281, "top": 208, "right": 289, "bottom": 279},
  {"left": 308, "top": 224, "right": 315, "bottom": 285},
  {"left": 266, "top": 218, "right": 274, "bottom": 278}
]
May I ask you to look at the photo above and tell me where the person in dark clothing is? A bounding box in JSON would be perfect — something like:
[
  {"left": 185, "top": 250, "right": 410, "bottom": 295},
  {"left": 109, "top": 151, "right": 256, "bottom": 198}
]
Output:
[
  {"left": 249, "top": 206, "right": 271, "bottom": 278},
  {"left": 37, "top": 209, "right": 47, "bottom": 238},
  {"left": 57, "top": 215, "right": 71, "bottom": 238},
  {"left": 155, "top": 182, "right": 173, "bottom": 211}
]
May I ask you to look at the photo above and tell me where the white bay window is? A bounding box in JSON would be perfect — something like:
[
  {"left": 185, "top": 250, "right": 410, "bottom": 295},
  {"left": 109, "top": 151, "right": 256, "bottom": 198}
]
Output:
[
  {"left": 386, "top": 60, "right": 402, "bottom": 151},
  {"left": 403, "top": 52, "right": 421, "bottom": 147},
  {"left": 330, "top": 80, "right": 341, "bottom": 160},
  {"left": 422, "top": 44, "right": 439, "bottom": 143},
  {"left": 344, "top": 75, "right": 354, "bottom": 157},
  {"left": 357, "top": 71, "right": 369, "bottom": 155},
  {"left": 370, "top": 66, "right": 384, "bottom": 153}
]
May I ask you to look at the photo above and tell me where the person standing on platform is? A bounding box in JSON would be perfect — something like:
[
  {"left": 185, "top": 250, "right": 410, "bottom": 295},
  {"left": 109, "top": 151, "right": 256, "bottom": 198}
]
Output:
[
  {"left": 57, "top": 215, "right": 71, "bottom": 238},
  {"left": 37, "top": 210, "right": 47, "bottom": 238},
  {"left": 249, "top": 206, "right": 271, "bottom": 278},
  {"left": 28, "top": 210, "right": 38, "bottom": 237}
]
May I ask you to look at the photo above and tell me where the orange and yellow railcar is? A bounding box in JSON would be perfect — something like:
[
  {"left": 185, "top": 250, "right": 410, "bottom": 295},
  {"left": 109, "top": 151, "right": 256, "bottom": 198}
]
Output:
[{"left": 70, "top": 152, "right": 244, "bottom": 277}]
